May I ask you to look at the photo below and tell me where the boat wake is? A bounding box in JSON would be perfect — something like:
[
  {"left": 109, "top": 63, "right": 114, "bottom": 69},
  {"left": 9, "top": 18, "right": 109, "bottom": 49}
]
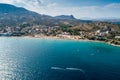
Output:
[
  {"left": 51, "top": 67, "right": 85, "bottom": 74},
  {"left": 66, "top": 68, "right": 85, "bottom": 74},
  {"left": 51, "top": 67, "right": 65, "bottom": 70}
]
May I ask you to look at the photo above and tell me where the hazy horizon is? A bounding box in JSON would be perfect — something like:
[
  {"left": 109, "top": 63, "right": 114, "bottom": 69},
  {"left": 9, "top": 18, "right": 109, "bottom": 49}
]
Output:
[{"left": 0, "top": 0, "right": 120, "bottom": 19}]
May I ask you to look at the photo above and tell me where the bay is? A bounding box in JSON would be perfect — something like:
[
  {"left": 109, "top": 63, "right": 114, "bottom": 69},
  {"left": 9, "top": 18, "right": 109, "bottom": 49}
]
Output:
[{"left": 0, "top": 37, "right": 120, "bottom": 80}]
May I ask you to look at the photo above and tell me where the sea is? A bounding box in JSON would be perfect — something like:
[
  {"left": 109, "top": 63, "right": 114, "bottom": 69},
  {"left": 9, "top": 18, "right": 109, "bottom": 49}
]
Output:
[{"left": 0, "top": 37, "right": 120, "bottom": 80}]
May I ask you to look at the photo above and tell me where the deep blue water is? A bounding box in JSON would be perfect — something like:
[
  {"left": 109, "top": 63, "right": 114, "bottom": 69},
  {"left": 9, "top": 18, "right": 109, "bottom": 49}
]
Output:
[{"left": 0, "top": 37, "right": 120, "bottom": 80}]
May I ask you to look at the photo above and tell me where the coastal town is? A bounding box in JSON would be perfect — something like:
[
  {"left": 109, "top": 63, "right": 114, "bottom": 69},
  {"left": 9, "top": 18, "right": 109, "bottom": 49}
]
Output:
[{"left": 0, "top": 22, "right": 120, "bottom": 46}]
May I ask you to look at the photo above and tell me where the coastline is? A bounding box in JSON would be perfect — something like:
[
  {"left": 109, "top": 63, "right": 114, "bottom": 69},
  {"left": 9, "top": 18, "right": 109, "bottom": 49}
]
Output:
[
  {"left": 0, "top": 35, "right": 120, "bottom": 48},
  {"left": 23, "top": 35, "right": 120, "bottom": 48}
]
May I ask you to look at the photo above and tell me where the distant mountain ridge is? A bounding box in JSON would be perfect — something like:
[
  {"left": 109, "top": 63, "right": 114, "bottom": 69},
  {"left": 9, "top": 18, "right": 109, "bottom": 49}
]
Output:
[
  {"left": 55, "top": 15, "right": 76, "bottom": 20},
  {"left": 81, "top": 17, "right": 120, "bottom": 23},
  {"left": 0, "top": 3, "right": 91, "bottom": 27}
]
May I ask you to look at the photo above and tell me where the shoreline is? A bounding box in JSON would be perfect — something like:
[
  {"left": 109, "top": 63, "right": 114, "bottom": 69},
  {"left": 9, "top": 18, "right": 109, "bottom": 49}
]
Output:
[
  {"left": 23, "top": 35, "right": 120, "bottom": 48},
  {"left": 0, "top": 35, "right": 120, "bottom": 48}
]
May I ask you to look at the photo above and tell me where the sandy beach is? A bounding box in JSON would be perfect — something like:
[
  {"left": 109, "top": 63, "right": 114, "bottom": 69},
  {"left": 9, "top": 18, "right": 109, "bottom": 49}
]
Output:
[
  {"left": 0, "top": 35, "right": 120, "bottom": 47},
  {"left": 21, "top": 35, "right": 120, "bottom": 48}
]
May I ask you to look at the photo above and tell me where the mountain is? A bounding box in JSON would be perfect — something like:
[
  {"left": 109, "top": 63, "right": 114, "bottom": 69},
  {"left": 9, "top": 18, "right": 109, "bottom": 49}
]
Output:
[
  {"left": 55, "top": 15, "right": 76, "bottom": 20},
  {"left": 98, "top": 19, "right": 120, "bottom": 23},
  {"left": 0, "top": 3, "right": 28, "bottom": 13},
  {"left": 82, "top": 17, "right": 120, "bottom": 23},
  {"left": 0, "top": 3, "right": 56, "bottom": 26},
  {"left": 0, "top": 3, "right": 119, "bottom": 33},
  {"left": 0, "top": 3, "right": 86, "bottom": 27},
  {"left": 0, "top": 3, "right": 92, "bottom": 27}
]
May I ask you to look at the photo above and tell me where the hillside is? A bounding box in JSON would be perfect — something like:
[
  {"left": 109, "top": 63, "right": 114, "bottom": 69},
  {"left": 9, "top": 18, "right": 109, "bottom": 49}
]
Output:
[
  {"left": 0, "top": 4, "right": 120, "bottom": 38},
  {"left": 0, "top": 3, "right": 56, "bottom": 26},
  {"left": 0, "top": 3, "right": 93, "bottom": 27}
]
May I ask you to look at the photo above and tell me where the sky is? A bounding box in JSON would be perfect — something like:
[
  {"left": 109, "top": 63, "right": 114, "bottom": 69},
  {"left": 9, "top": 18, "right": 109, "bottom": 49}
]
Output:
[{"left": 0, "top": 0, "right": 120, "bottom": 19}]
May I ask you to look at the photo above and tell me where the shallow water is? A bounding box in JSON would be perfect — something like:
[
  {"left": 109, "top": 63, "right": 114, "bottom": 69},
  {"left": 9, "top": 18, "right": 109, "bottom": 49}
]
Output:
[{"left": 0, "top": 37, "right": 120, "bottom": 80}]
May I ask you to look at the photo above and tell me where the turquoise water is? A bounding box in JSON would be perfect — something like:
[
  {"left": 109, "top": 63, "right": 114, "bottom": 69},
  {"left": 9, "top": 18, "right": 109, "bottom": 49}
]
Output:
[{"left": 0, "top": 37, "right": 120, "bottom": 80}]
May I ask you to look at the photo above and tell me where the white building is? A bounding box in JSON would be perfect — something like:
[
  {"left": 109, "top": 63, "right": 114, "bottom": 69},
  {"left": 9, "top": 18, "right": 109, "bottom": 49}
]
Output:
[{"left": 115, "top": 36, "right": 120, "bottom": 39}]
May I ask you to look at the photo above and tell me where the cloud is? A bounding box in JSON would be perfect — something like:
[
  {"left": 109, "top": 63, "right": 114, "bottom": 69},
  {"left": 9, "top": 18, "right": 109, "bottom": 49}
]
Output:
[
  {"left": 104, "top": 3, "right": 120, "bottom": 9},
  {"left": 47, "top": 3, "right": 58, "bottom": 7},
  {"left": 0, "top": 0, "right": 120, "bottom": 18},
  {"left": 0, "top": 0, "right": 14, "bottom": 4},
  {"left": 28, "top": 0, "right": 42, "bottom": 5}
]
